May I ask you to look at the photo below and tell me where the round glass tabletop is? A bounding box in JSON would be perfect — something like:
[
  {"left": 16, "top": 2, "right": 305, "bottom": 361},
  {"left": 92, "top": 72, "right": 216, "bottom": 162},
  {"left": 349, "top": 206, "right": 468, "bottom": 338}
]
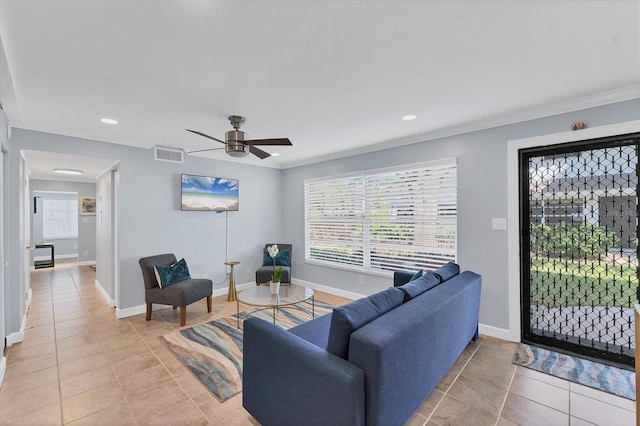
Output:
[{"left": 237, "top": 284, "right": 314, "bottom": 308}]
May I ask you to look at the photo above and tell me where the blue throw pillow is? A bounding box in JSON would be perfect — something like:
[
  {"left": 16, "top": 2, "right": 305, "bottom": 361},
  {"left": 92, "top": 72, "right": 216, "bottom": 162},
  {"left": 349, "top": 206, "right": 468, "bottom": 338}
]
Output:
[
  {"left": 398, "top": 272, "right": 440, "bottom": 302},
  {"left": 432, "top": 262, "right": 460, "bottom": 283},
  {"left": 410, "top": 270, "right": 423, "bottom": 281},
  {"left": 275, "top": 249, "right": 290, "bottom": 267},
  {"left": 326, "top": 287, "right": 404, "bottom": 359},
  {"left": 262, "top": 248, "right": 271, "bottom": 266},
  {"left": 154, "top": 258, "right": 191, "bottom": 288},
  {"left": 262, "top": 247, "right": 291, "bottom": 267}
]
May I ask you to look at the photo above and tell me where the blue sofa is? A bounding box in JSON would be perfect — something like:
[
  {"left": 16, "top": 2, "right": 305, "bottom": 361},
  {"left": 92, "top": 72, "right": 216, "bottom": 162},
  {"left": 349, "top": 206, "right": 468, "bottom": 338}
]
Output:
[{"left": 243, "top": 263, "right": 481, "bottom": 426}]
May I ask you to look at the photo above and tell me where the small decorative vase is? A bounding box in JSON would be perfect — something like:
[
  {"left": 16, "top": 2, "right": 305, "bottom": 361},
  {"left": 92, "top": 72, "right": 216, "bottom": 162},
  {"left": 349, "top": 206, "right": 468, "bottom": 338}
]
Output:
[{"left": 270, "top": 281, "right": 280, "bottom": 295}]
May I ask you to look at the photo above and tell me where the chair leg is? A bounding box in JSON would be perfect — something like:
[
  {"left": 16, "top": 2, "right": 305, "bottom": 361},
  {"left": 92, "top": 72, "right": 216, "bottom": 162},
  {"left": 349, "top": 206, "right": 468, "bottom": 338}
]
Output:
[
  {"left": 146, "top": 303, "right": 152, "bottom": 321},
  {"left": 206, "top": 296, "right": 212, "bottom": 313},
  {"left": 180, "top": 306, "right": 186, "bottom": 326},
  {"left": 173, "top": 306, "right": 177, "bottom": 310}
]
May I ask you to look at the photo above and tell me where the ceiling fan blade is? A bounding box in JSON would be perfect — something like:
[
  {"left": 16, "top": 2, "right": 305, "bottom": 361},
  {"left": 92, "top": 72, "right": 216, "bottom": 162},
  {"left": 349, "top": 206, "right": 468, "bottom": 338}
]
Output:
[
  {"left": 249, "top": 145, "right": 271, "bottom": 159},
  {"left": 185, "top": 129, "right": 226, "bottom": 144},
  {"left": 246, "top": 138, "right": 292, "bottom": 146},
  {"left": 187, "top": 147, "right": 226, "bottom": 154}
]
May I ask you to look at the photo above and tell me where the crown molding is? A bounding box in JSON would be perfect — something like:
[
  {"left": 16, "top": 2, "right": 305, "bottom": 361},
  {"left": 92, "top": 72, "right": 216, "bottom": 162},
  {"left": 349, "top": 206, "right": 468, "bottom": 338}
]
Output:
[{"left": 282, "top": 85, "right": 640, "bottom": 169}]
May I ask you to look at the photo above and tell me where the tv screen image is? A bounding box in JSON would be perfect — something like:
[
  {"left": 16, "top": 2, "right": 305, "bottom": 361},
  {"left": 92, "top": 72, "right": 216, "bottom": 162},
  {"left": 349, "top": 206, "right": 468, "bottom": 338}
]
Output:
[{"left": 181, "top": 174, "right": 239, "bottom": 211}]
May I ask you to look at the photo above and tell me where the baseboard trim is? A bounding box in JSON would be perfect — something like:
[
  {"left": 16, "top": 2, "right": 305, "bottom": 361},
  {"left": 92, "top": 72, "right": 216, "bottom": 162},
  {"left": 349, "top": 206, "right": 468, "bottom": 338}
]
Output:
[
  {"left": 479, "top": 323, "right": 516, "bottom": 342},
  {"left": 26, "top": 288, "right": 32, "bottom": 312},
  {"left": 213, "top": 281, "right": 254, "bottom": 297},
  {"left": 6, "top": 314, "right": 27, "bottom": 347},
  {"left": 0, "top": 356, "right": 6, "bottom": 388},
  {"left": 116, "top": 304, "right": 148, "bottom": 319},
  {"left": 95, "top": 279, "right": 115, "bottom": 308},
  {"left": 291, "top": 278, "right": 364, "bottom": 300},
  {"left": 115, "top": 302, "right": 176, "bottom": 319},
  {"left": 77, "top": 260, "right": 96, "bottom": 266}
]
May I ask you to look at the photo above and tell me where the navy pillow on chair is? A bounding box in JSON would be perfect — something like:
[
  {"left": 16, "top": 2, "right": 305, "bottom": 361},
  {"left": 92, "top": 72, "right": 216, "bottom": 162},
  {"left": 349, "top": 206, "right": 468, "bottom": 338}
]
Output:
[
  {"left": 262, "top": 248, "right": 291, "bottom": 267},
  {"left": 326, "top": 287, "right": 404, "bottom": 359},
  {"left": 154, "top": 258, "right": 191, "bottom": 288}
]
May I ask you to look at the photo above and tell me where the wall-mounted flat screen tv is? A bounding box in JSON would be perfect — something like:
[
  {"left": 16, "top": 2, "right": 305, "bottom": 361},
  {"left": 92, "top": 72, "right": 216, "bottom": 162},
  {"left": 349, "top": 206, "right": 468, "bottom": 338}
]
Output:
[{"left": 181, "top": 174, "right": 239, "bottom": 211}]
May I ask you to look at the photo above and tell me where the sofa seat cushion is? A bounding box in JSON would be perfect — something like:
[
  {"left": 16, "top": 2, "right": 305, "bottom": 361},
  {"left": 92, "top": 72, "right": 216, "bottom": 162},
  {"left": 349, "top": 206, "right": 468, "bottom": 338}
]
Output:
[
  {"left": 397, "top": 272, "right": 440, "bottom": 302},
  {"left": 326, "top": 287, "right": 404, "bottom": 359},
  {"left": 433, "top": 262, "right": 460, "bottom": 282},
  {"left": 289, "top": 313, "right": 332, "bottom": 349}
]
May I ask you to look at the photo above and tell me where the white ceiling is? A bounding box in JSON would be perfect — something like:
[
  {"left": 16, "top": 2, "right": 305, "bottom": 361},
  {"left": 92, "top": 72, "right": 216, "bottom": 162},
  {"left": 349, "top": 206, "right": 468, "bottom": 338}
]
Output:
[{"left": 1, "top": 0, "right": 639, "bottom": 179}]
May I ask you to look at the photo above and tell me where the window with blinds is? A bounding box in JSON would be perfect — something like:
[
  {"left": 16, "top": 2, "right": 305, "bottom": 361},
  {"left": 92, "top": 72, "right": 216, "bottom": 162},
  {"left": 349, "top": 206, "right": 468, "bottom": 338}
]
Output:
[
  {"left": 43, "top": 195, "right": 78, "bottom": 239},
  {"left": 304, "top": 158, "right": 457, "bottom": 274}
]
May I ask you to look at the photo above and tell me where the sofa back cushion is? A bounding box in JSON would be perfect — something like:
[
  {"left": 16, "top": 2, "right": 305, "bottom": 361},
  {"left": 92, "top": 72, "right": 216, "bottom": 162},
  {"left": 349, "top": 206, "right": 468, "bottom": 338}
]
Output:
[
  {"left": 397, "top": 272, "right": 440, "bottom": 302},
  {"left": 327, "top": 287, "right": 404, "bottom": 359},
  {"left": 432, "top": 262, "right": 460, "bottom": 282}
]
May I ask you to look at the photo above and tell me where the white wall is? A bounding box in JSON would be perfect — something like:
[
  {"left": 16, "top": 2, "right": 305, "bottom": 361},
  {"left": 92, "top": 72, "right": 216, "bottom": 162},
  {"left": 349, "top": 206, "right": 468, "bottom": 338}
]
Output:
[
  {"left": 0, "top": 109, "right": 7, "bottom": 383},
  {"left": 282, "top": 99, "right": 640, "bottom": 336},
  {"left": 6, "top": 129, "right": 282, "bottom": 321},
  {"left": 95, "top": 169, "right": 113, "bottom": 304}
]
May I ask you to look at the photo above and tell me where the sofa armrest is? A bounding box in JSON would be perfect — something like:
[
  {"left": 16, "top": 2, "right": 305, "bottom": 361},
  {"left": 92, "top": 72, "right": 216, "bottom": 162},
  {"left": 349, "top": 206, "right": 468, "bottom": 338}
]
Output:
[
  {"left": 243, "top": 317, "right": 365, "bottom": 426},
  {"left": 393, "top": 270, "right": 414, "bottom": 287}
]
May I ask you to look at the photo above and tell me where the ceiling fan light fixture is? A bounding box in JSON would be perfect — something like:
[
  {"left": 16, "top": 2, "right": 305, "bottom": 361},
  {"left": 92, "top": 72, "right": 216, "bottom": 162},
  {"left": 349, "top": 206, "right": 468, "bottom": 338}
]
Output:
[
  {"left": 402, "top": 114, "right": 417, "bottom": 121},
  {"left": 101, "top": 118, "right": 118, "bottom": 125},
  {"left": 225, "top": 141, "right": 250, "bottom": 157}
]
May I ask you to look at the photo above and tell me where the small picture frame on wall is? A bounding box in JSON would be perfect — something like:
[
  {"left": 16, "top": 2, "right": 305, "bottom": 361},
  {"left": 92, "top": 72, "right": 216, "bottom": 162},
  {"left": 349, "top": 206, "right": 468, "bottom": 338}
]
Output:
[{"left": 79, "top": 196, "right": 97, "bottom": 215}]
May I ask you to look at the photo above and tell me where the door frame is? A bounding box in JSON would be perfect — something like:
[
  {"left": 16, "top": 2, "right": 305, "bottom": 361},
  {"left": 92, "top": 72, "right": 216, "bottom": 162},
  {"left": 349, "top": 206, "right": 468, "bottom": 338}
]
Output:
[{"left": 506, "top": 120, "right": 640, "bottom": 342}]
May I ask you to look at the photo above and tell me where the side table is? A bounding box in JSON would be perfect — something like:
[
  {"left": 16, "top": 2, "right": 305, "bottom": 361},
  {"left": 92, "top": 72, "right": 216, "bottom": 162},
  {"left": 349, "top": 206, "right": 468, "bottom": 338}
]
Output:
[
  {"left": 225, "top": 261, "right": 240, "bottom": 302},
  {"left": 35, "top": 243, "right": 55, "bottom": 269}
]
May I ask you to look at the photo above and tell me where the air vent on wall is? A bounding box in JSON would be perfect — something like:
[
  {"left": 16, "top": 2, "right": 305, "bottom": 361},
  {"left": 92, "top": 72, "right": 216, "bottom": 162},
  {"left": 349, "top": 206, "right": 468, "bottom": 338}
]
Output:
[{"left": 154, "top": 146, "right": 184, "bottom": 163}]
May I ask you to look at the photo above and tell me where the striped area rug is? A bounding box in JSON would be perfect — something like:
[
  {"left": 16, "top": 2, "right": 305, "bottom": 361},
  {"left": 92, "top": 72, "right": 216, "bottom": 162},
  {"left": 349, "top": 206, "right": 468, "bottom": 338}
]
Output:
[
  {"left": 161, "top": 300, "right": 333, "bottom": 402},
  {"left": 513, "top": 343, "right": 635, "bottom": 400}
]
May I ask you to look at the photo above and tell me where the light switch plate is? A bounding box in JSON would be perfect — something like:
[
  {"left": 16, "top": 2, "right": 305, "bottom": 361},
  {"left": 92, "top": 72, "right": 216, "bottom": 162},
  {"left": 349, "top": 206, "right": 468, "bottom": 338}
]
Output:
[{"left": 492, "top": 218, "right": 507, "bottom": 230}]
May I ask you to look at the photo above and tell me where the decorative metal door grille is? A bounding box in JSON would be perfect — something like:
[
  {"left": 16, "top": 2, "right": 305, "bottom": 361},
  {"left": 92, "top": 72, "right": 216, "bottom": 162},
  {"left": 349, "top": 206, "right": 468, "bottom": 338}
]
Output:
[{"left": 520, "top": 133, "right": 640, "bottom": 367}]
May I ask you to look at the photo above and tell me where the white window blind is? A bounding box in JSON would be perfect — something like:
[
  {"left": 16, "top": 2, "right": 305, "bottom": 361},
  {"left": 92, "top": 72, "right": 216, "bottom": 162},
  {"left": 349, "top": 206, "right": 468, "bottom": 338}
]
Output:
[
  {"left": 43, "top": 196, "right": 78, "bottom": 239},
  {"left": 304, "top": 159, "right": 457, "bottom": 274}
]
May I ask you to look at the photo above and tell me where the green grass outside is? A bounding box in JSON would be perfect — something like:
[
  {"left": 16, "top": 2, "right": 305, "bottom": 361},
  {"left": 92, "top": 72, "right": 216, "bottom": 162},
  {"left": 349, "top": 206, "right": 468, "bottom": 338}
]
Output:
[{"left": 530, "top": 259, "right": 638, "bottom": 308}]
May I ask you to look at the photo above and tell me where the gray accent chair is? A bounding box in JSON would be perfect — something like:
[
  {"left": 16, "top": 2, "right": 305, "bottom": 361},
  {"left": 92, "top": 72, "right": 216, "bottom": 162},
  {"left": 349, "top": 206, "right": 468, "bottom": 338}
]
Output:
[
  {"left": 255, "top": 243, "right": 292, "bottom": 284},
  {"left": 138, "top": 253, "right": 213, "bottom": 326}
]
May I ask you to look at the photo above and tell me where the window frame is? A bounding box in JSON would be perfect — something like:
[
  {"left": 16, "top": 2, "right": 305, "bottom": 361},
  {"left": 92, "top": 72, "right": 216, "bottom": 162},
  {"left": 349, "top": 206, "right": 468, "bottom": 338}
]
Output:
[
  {"left": 304, "top": 158, "right": 457, "bottom": 276},
  {"left": 38, "top": 191, "right": 79, "bottom": 240}
]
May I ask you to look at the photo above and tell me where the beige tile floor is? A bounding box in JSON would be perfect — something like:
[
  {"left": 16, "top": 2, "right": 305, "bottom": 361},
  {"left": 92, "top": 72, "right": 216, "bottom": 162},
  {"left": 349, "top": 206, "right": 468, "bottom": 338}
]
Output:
[{"left": 0, "top": 261, "right": 636, "bottom": 425}]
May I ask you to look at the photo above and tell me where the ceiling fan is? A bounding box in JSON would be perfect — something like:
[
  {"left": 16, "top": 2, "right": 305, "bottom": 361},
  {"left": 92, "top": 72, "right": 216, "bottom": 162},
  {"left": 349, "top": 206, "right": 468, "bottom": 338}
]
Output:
[{"left": 186, "top": 115, "right": 292, "bottom": 159}]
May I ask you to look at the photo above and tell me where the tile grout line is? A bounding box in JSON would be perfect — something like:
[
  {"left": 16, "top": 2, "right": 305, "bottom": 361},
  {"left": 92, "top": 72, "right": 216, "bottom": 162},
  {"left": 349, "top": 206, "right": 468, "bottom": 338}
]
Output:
[
  {"left": 49, "top": 268, "right": 65, "bottom": 425},
  {"left": 494, "top": 361, "right": 517, "bottom": 426}
]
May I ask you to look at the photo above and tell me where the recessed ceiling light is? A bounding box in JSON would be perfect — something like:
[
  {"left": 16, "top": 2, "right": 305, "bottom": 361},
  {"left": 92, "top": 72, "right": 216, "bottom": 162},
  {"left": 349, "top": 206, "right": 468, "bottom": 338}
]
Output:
[
  {"left": 101, "top": 118, "right": 118, "bottom": 125},
  {"left": 270, "top": 153, "right": 280, "bottom": 157},
  {"left": 53, "top": 169, "right": 83, "bottom": 175},
  {"left": 402, "top": 114, "right": 417, "bottom": 121}
]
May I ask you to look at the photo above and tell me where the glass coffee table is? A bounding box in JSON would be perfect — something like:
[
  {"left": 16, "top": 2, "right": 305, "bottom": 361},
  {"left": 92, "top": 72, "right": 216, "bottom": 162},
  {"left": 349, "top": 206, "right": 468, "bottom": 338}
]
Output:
[{"left": 236, "top": 284, "right": 315, "bottom": 328}]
